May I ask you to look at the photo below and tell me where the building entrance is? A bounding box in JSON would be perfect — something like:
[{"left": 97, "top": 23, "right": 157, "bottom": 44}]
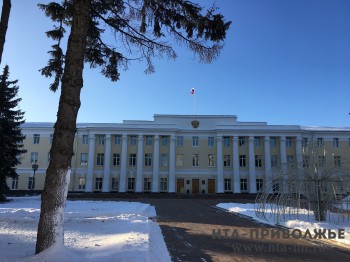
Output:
[
  {"left": 177, "top": 179, "right": 184, "bottom": 193},
  {"left": 192, "top": 179, "right": 199, "bottom": 194},
  {"left": 208, "top": 179, "right": 215, "bottom": 194}
]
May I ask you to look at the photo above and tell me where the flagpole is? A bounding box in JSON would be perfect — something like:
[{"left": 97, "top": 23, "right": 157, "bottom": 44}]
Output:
[
  {"left": 194, "top": 91, "right": 196, "bottom": 116},
  {"left": 190, "top": 88, "right": 196, "bottom": 115}
]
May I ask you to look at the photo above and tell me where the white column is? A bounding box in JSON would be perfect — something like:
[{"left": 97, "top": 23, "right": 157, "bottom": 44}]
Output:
[
  {"left": 119, "top": 134, "right": 127, "bottom": 192},
  {"left": 296, "top": 136, "right": 302, "bottom": 165},
  {"left": 102, "top": 134, "right": 111, "bottom": 192},
  {"left": 264, "top": 136, "right": 272, "bottom": 193},
  {"left": 233, "top": 136, "right": 240, "bottom": 193},
  {"left": 280, "top": 136, "right": 287, "bottom": 173},
  {"left": 249, "top": 136, "right": 256, "bottom": 193},
  {"left": 85, "top": 134, "right": 95, "bottom": 192},
  {"left": 152, "top": 135, "right": 160, "bottom": 193},
  {"left": 168, "top": 135, "right": 176, "bottom": 193},
  {"left": 216, "top": 136, "right": 224, "bottom": 193},
  {"left": 136, "top": 134, "right": 144, "bottom": 192}
]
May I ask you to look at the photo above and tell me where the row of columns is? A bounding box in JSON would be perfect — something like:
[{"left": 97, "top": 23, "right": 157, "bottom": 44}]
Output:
[
  {"left": 85, "top": 134, "right": 176, "bottom": 193},
  {"left": 216, "top": 135, "right": 303, "bottom": 193},
  {"left": 85, "top": 134, "right": 303, "bottom": 193}
]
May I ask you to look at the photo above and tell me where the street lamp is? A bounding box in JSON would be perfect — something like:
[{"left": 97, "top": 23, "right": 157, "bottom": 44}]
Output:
[{"left": 31, "top": 162, "right": 38, "bottom": 192}]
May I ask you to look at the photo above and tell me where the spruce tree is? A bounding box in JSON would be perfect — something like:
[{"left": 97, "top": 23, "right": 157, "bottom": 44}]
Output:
[
  {"left": 0, "top": 65, "right": 26, "bottom": 202},
  {"left": 36, "top": 0, "right": 230, "bottom": 253}
]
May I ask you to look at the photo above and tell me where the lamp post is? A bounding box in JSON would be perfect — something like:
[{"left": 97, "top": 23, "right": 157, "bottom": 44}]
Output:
[{"left": 31, "top": 162, "right": 38, "bottom": 193}]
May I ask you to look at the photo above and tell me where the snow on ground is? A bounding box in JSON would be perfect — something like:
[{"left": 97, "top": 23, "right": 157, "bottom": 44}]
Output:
[
  {"left": 0, "top": 196, "right": 171, "bottom": 262},
  {"left": 217, "top": 202, "right": 350, "bottom": 246}
]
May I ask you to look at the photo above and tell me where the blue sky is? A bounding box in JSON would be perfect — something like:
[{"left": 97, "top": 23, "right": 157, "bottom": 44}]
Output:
[{"left": 2, "top": 0, "right": 350, "bottom": 126}]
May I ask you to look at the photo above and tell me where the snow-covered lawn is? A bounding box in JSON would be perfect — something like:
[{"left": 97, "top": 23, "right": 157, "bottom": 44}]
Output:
[
  {"left": 0, "top": 196, "right": 171, "bottom": 262},
  {"left": 217, "top": 202, "right": 350, "bottom": 246}
]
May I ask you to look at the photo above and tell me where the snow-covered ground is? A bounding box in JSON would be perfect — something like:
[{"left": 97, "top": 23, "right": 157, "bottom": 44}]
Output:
[
  {"left": 217, "top": 202, "right": 350, "bottom": 246},
  {"left": 0, "top": 196, "right": 171, "bottom": 262}
]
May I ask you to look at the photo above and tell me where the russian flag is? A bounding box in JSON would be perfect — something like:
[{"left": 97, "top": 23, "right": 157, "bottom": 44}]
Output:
[{"left": 191, "top": 88, "right": 195, "bottom": 94}]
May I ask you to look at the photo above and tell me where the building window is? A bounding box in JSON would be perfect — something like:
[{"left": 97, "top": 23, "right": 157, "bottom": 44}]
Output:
[
  {"left": 334, "top": 156, "right": 341, "bottom": 167},
  {"left": 160, "top": 154, "right": 168, "bottom": 167},
  {"left": 270, "top": 137, "right": 277, "bottom": 148},
  {"left": 145, "top": 136, "right": 153, "bottom": 146},
  {"left": 144, "top": 178, "right": 151, "bottom": 191},
  {"left": 113, "top": 153, "right": 120, "bottom": 166},
  {"left": 176, "top": 136, "right": 183, "bottom": 146},
  {"left": 128, "top": 178, "right": 135, "bottom": 191},
  {"left": 273, "top": 180, "right": 279, "bottom": 193},
  {"left": 239, "top": 155, "right": 246, "bottom": 167},
  {"left": 318, "top": 156, "right": 325, "bottom": 167},
  {"left": 82, "top": 135, "right": 88, "bottom": 145},
  {"left": 176, "top": 154, "right": 184, "bottom": 167},
  {"left": 333, "top": 138, "right": 339, "bottom": 148},
  {"left": 192, "top": 136, "right": 199, "bottom": 147},
  {"left": 302, "top": 137, "right": 308, "bottom": 147},
  {"left": 80, "top": 153, "right": 88, "bottom": 166},
  {"left": 317, "top": 138, "right": 324, "bottom": 147},
  {"left": 28, "top": 177, "right": 35, "bottom": 190},
  {"left": 111, "top": 178, "right": 118, "bottom": 191},
  {"left": 30, "top": 152, "right": 38, "bottom": 164},
  {"left": 33, "top": 134, "right": 40, "bottom": 144},
  {"left": 98, "top": 135, "right": 105, "bottom": 145},
  {"left": 224, "top": 178, "right": 232, "bottom": 191},
  {"left": 255, "top": 155, "right": 262, "bottom": 167},
  {"left": 78, "top": 177, "right": 86, "bottom": 190},
  {"left": 286, "top": 137, "right": 292, "bottom": 148},
  {"left": 144, "top": 153, "right": 152, "bottom": 166},
  {"left": 208, "top": 136, "right": 214, "bottom": 147},
  {"left": 256, "top": 179, "right": 263, "bottom": 192},
  {"left": 240, "top": 178, "right": 248, "bottom": 192},
  {"left": 97, "top": 153, "right": 104, "bottom": 166},
  {"left": 130, "top": 135, "right": 137, "bottom": 145},
  {"left": 208, "top": 154, "right": 215, "bottom": 167},
  {"left": 223, "top": 155, "right": 231, "bottom": 167},
  {"left": 254, "top": 137, "right": 261, "bottom": 147},
  {"left": 271, "top": 155, "right": 278, "bottom": 167},
  {"left": 160, "top": 178, "right": 168, "bottom": 191},
  {"left": 114, "top": 135, "right": 121, "bottom": 145},
  {"left": 302, "top": 155, "right": 309, "bottom": 167},
  {"left": 129, "top": 153, "right": 136, "bottom": 166},
  {"left": 95, "top": 178, "right": 103, "bottom": 190},
  {"left": 50, "top": 134, "right": 54, "bottom": 144},
  {"left": 223, "top": 136, "right": 230, "bottom": 147},
  {"left": 239, "top": 137, "right": 246, "bottom": 147},
  {"left": 11, "top": 177, "right": 19, "bottom": 190},
  {"left": 161, "top": 136, "right": 168, "bottom": 146},
  {"left": 192, "top": 154, "right": 199, "bottom": 167},
  {"left": 287, "top": 155, "right": 294, "bottom": 167}
]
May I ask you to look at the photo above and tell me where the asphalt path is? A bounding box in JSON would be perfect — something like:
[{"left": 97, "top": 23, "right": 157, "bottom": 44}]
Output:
[{"left": 142, "top": 198, "right": 350, "bottom": 262}]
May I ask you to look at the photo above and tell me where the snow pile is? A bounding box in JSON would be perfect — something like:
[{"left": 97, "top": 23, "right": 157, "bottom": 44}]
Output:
[
  {"left": 0, "top": 196, "right": 170, "bottom": 262},
  {"left": 217, "top": 203, "right": 350, "bottom": 246}
]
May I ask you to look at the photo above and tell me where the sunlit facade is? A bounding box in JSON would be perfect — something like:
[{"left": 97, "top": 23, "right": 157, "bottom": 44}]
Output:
[{"left": 8, "top": 114, "right": 350, "bottom": 194}]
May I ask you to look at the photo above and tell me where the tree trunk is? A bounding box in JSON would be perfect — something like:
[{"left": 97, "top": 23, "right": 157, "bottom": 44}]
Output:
[
  {"left": 35, "top": 0, "right": 90, "bottom": 254},
  {"left": 0, "top": 0, "right": 11, "bottom": 64}
]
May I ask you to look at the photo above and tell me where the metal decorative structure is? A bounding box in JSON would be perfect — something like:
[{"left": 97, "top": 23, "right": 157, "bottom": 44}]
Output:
[{"left": 255, "top": 142, "right": 350, "bottom": 224}]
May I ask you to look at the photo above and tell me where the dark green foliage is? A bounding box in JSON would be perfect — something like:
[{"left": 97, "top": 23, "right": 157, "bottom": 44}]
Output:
[
  {"left": 39, "top": 0, "right": 231, "bottom": 92},
  {"left": 0, "top": 65, "right": 26, "bottom": 202}
]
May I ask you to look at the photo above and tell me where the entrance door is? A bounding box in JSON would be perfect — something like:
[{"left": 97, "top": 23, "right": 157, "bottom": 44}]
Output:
[
  {"left": 177, "top": 179, "right": 184, "bottom": 193},
  {"left": 192, "top": 179, "right": 199, "bottom": 194},
  {"left": 208, "top": 179, "right": 215, "bottom": 194}
]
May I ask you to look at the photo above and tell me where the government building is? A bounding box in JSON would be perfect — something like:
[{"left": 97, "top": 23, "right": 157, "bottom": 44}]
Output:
[{"left": 7, "top": 114, "right": 350, "bottom": 194}]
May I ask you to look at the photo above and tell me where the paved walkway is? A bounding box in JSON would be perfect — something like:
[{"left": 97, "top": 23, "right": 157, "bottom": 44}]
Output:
[
  {"left": 143, "top": 198, "right": 350, "bottom": 262},
  {"left": 67, "top": 194, "right": 350, "bottom": 261}
]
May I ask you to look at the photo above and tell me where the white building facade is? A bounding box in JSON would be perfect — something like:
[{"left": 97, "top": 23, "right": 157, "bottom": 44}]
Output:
[{"left": 8, "top": 114, "right": 350, "bottom": 194}]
